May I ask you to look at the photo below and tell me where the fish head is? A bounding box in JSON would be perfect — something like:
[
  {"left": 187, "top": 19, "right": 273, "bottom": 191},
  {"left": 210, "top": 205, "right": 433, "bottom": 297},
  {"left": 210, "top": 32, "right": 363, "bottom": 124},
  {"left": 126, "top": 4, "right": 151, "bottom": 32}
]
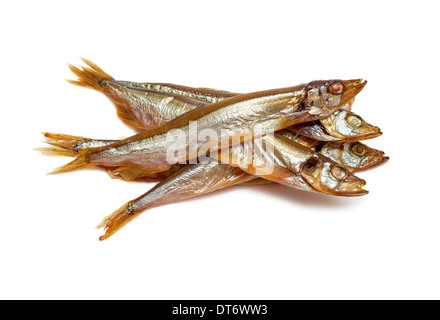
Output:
[
  {"left": 320, "top": 109, "right": 382, "bottom": 141},
  {"left": 319, "top": 142, "right": 389, "bottom": 171},
  {"left": 346, "top": 142, "right": 389, "bottom": 170},
  {"left": 300, "top": 154, "right": 368, "bottom": 196},
  {"left": 303, "top": 79, "right": 367, "bottom": 118}
]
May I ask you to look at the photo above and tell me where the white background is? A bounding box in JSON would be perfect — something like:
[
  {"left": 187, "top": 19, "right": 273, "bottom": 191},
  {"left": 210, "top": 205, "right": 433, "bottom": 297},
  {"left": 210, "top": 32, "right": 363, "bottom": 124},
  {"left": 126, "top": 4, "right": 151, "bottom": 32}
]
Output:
[{"left": 1, "top": 0, "right": 439, "bottom": 300}]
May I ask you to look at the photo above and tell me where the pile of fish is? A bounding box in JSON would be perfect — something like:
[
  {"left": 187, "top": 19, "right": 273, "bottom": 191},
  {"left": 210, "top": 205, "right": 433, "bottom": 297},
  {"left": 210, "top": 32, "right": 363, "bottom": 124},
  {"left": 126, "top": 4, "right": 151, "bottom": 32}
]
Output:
[{"left": 38, "top": 59, "right": 388, "bottom": 240}]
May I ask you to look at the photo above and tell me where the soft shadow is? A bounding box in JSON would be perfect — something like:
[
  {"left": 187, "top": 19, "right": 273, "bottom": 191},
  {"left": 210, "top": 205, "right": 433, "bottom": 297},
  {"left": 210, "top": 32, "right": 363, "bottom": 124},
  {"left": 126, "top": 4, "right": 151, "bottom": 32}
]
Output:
[
  {"left": 173, "top": 181, "right": 362, "bottom": 209},
  {"left": 239, "top": 183, "right": 362, "bottom": 209}
]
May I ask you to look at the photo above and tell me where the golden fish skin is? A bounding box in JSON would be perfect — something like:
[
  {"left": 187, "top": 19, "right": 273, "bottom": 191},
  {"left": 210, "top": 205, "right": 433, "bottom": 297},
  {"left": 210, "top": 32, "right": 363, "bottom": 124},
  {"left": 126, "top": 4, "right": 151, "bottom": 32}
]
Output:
[
  {"left": 276, "top": 130, "right": 319, "bottom": 149},
  {"left": 102, "top": 83, "right": 209, "bottom": 131},
  {"left": 52, "top": 77, "right": 364, "bottom": 176},
  {"left": 122, "top": 79, "right": 353, "bottom": 110},
  {"left": 286, "top": 121, "right": 339, "bottom": 141}
]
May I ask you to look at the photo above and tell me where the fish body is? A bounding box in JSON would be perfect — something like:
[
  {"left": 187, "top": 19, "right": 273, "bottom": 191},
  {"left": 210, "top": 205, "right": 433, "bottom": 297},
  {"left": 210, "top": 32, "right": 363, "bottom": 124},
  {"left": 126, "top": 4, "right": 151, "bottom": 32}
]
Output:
[
  {"left": 102, "top": 82, "right": 208, "bottom": 131},
  {"left": 88, "top": 86, "right": 307, "bottom": 172},
  {"left": 115, "top": 80, "right": 238, "bottom": 103},
  {"left": 286, "top": 121, "right": 339, "bottom": 141},
  {"left": 40, "top": 128, "right": 388, "bottom": 183}
]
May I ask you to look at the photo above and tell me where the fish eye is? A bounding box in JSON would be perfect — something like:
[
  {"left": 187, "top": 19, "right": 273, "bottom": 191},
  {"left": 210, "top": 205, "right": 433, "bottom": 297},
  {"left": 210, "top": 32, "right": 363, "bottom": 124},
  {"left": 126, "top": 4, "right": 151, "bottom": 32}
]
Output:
[
  {"left": 330, "top": 165, "right": 347, "bottom": 180},
  {"left": 329, "top": 81, "right": 344, "bottom": 95},
  {"left": 347, "top": 114, "right": 362, "bottom": 127},
  {"left": 351, "top": 143, "right": 367, "bottom": 156}
]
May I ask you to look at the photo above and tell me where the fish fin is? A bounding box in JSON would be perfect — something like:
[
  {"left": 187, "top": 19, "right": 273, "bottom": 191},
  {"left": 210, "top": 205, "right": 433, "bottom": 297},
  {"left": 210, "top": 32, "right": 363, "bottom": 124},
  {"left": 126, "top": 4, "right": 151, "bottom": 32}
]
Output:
[
  {"left": 97, "top": 202, "right": 139, "bottom": 241},
  {"left": 107, "top": 164, "right": 156, "bottom": 181},
  {"left": 115, "top": 103, "right": 147, "bottom": 131},
  {"left": 48, "top": 149, "right": 95, "bottom": 175},
  {"left": 67, "top": 58, "right": 114, "bottom": 93},
  {"left": 34, "top": 147, "right": 77, "bottom": 157},
  {"left": 42, "top": 132, "right": 90, "bottom": 151},
  {"left": 102, "top": 166, "right": 162, "bottom": 182}
]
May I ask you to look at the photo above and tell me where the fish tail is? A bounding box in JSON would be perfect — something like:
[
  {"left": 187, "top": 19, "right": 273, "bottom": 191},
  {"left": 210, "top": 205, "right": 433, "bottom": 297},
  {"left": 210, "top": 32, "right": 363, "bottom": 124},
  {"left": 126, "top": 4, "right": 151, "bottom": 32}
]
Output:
[
  {"left": 35, "top": 132, "right": 92, "bottom": 158},
  {"left": 48, "top": 149, "right": 95, "bottom": 175},
  {"left": 41, "top": 132, "right": 90, "bottom": 152},
  {"left": 34, "top": 147, "right": 77, "bottom": 157},
  {"left": 67, "top": 58, "right": 114, "bottom": 93},
  {"left": 97, "top": 202, "right": 139, "bottom": 241}
]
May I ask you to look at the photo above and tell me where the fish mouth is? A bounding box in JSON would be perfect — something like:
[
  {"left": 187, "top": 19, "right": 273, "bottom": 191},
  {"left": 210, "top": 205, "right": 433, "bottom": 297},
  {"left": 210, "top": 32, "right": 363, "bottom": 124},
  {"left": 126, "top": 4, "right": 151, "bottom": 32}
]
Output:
[
  {"left": 301, "top": 170, "right": 368, "bottom": 197},
  {"left": 339, "top": 182, "right": 369, "bottom": 196},
  {"left": 337, "top": 189, "right": 369, "bottom": 197},
  {"left": 356, "top": 125, "right": 382, "bottom": 139},
  {"left": 342, "top": 127, "right": 383, "bottom": 142},
  {"left": 359, "top": 128, "right": 383, "bottom": 140},
  {"left": 360, "top": 153, "right": 390, "bottom": 170},
  {"left": 326, "top": 178, "right": 368, "bottom": 197},
  {"left": 340, "top": 79, "right": 367, "bottom": 105}
]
